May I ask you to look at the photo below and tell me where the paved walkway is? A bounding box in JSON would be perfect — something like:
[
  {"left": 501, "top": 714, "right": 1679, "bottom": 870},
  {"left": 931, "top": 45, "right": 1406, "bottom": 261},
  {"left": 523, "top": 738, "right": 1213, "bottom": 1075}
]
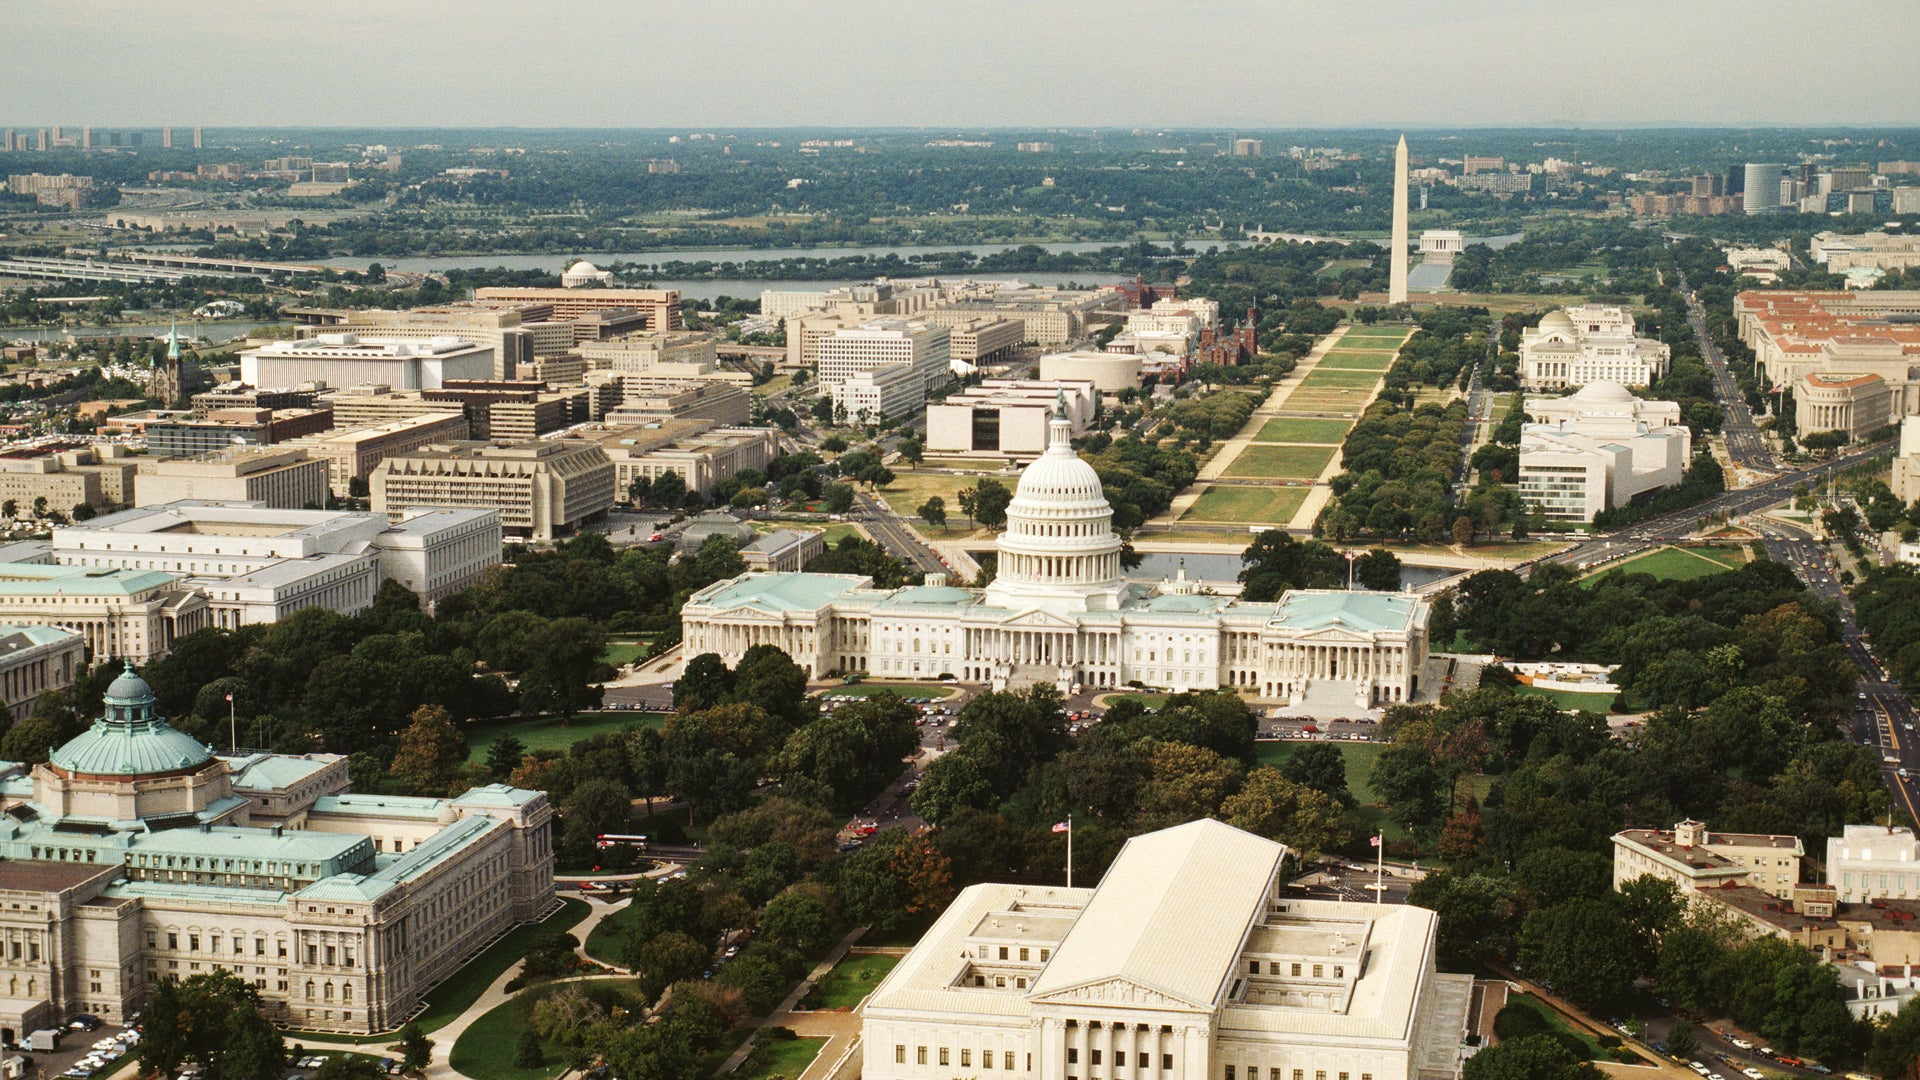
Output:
[{"left": 715, "top": 926, "right": 870, "bottom": 1075}]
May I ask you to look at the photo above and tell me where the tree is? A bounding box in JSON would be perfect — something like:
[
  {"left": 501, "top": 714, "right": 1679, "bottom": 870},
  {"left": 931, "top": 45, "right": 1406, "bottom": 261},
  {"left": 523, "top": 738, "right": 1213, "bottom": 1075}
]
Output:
[
  {"left": 1354, "top": 548, "right": 1403, "bottom": 591},
  {"left": 918, "top": 496, "right": 947, "bottom": 530},
  {"left": 899, "top": 435, "right": 925, "bottom": 467},
  {"left": 759, "top": 889, "right": 836, "bottom": 952},
  {"left": 389, "top": 705, "right": 470, "bottom": 794},
  {"left": 138, "top": 971, "right": 286, "bottom": 1080},
  {"left": 1134, "top": 742, "right": 1239, "bottom": 829},
  {"left": 486, "top": 733, "right": 527, "bottom": 780},
  {"left": 1666, "top": 1019, "right": 1699, "bottom": 1061},
  {"left": 1461, "top": 1034, "right": 1601, "bottom": 1080},
  {"left": 1518, "top": 897, "right": 1640, "bottom": 1005},
  {"left": 1278, "top": 741, "right": 1353, "bottom": 806},
  {"left": 971, "top": 479, "right": 1012, "bottom": 529},
  {"left": 1452, "top": 515, "right": 1475, "bottom": 547},
  {"left": 630, "top": 930, "right": 711, "bottom": 1001},
  {"left": 1220, "top": 767, "right": 1345, "bottom": 860},
  {"left": 1368, "top": 743, "right": 1447, "bottom": 840},
  {"left": 514, "top": 1028, "right": 547, "bottom": 1069},
  {"left": 313, "top": 1057, "right": 387, "bottom": 1080},
  {"left": 401, "top": 1022, "right": 433, "bottom": 1072},
  {"left": 823, "top": 482, "right": 856, "bottom": 515},
  {"left": 1238, "top": 530, "right": 1343, "bottom": 601}
]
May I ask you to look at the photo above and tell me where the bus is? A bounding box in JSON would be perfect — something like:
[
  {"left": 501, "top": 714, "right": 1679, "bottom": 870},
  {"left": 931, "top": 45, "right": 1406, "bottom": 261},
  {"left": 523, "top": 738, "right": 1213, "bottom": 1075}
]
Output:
[{"left": 596, "top": 834, "right": 650, "bottom": 851}]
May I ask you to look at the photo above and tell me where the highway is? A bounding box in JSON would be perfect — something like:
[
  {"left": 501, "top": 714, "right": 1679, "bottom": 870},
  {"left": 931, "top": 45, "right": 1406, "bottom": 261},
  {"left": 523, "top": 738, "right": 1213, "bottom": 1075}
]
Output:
[{"left": 1678, "top": 273, "right": 1775, "bottom": 472}]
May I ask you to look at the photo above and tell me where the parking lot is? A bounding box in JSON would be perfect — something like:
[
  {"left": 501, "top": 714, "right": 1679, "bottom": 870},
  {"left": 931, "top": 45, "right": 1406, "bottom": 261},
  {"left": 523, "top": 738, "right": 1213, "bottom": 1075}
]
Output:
[{"left": 2, "top": 1017, "right": 136, "bottom": 1080}]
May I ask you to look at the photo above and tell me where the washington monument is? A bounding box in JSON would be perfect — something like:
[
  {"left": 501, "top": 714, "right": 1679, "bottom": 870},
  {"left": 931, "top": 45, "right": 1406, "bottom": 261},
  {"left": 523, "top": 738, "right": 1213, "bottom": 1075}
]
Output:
[{"left": 1389, "top": 134, "right": 1409, "bottom": 304}]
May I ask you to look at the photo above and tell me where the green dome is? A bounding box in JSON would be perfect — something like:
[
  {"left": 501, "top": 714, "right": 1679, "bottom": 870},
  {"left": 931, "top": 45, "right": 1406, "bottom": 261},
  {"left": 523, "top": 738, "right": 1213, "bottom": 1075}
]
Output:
[{"left": 49, "top": 663, "right": 213, "bottom": 777}]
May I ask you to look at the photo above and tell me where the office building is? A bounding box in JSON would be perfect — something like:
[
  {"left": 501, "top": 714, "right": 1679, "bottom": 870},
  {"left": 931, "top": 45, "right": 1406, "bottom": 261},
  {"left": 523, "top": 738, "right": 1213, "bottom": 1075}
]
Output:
[
  {"left": 0, "top": 563, "right": 210, "bottom": 661},
  {"left": 577, "top": 331, "right": 719, "bottom": 373},
  {"left": 923, "top": 286, "right": 1126, "bottom": 347},
  {"left": 371, "top": 440, "right": 615, "bottom": 543},
  {"left": 1518, "top": 306, "right": 1672, "bottom": 389},
  {"left": 0, "top": 445, "right": 140, "bottom": 515},
  {"left": 1828, "top": 824, "right": 1920, "bottom": 903},
  {"left": 1734, "top": 290, "right": 1920, "bottom": 409},
  {"left": 43, "top": 501, "right": 498, "bottom": 628},
  {"left": 422, "top": 381, "right": 587, "bottom": 441},
  {"left": 0, "top": 626, "right": 84, "bottom": 722},
  {"left": 1809, "top": 231, "right": 1920, "bottom": 274},
  {"left": 1725, "top": 247, "right": 1792, "bottom": 282},
  {"left": 245, "top": 337, "right": 493, "bottom": 393},
  {"left": 278, "top": 412, "right": 473, "bottom": 497},
  {"left": 741, "top": 530, "right": 827, "bottom": 573},
  {"left": 1893, "top": 418, "right": 1920, "bottom": 504},
  {"left": 291, "top": 306, "right": 537, "bottom": 381},
  {"left": 585, "top": 420, "right": 780, "bottom": 499},
  {"left": 1743, "top": 163, "right": 1787, "bottom": 214},
  {"left": 1794, "top": 372, "right": 1895, "bottom": 442},
  {"left": 319, "top": 385, "right": 469, "bottom": 430},
  {"left": 829, "top": 364, "right": 929, "bottom": 425},
  {"left": 862, "top": 820, "right": 1470, "bottom": 1080},
  {"left": 135, "top": 449, "right": 331, "bottom": 511},
  {"left": 1612, "top": 819, "right": 1805, "bottom": 901},
  {"left": 472, "top": 287, "right": 681, "bottom": 330},
  {"left": 927, "top": 380, "right": 1097, "bottom": 458},
  {"left": 601, "top": 381, "right": 752, "bottom": 427},
  {"left": 684, "top": 401, "right": 1430, "bottom": 704},
  {"left": 191, "top": 385, "right": 323, "bottom": 413},
  {"left": 143, "top": 408, "right": 334, "bottom": 458},
  {"left": 1516, "top": 383, "right": 1692, "bottom": 522},
  {"left": 1232, "top": 137, "right": 1263, "bottom": 156},
  {"left": 945, "top": 318, "right": 1025, "bottom": 370},
  {"left": 1037, "top": 351, "right": 1143, "bottom": 392},
  {"left": 816, "top": 320, "right": 952, "bottom": 397},
  {"left": 0, "top": 665, "right": 553, "bottom": 1035}
]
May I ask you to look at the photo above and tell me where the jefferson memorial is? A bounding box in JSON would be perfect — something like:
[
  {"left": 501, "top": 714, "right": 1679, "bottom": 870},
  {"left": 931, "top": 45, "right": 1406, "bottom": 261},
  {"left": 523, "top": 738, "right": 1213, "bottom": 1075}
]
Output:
[{"left": 681, "top": 395, "right": 1430, "bottom": 706}]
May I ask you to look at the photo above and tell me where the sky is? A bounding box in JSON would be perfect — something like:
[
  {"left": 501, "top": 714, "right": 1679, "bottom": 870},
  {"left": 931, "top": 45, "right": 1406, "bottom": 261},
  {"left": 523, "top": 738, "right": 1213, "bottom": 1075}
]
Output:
[{"left": 7, "top": 0, "right": 1919, "bottom": 130}]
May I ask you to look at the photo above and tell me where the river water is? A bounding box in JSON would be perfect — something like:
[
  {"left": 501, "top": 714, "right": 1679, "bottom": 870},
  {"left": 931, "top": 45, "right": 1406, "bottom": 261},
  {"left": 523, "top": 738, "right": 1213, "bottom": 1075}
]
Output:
[{"left": 291, "top": 240, "right": 1155, "bottom": 276}]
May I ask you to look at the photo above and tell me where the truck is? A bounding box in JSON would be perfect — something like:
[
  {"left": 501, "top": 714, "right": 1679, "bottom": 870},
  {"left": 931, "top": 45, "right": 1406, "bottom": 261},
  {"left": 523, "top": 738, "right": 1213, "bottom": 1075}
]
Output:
[{"left": 25, "top": 1030, "right": 58, "bottom": 1052}]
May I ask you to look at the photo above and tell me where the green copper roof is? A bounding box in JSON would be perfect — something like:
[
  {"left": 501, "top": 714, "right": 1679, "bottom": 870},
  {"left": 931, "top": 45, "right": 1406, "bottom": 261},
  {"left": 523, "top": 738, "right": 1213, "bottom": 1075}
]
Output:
[
  {"left": 50, "top": 664, "right": 213, "bottom": 777},
  {"left": 1270, "top": 590, "right": 1418, "bottom": 633},
  {"left": 692, "top": 572, "right": 871, "bottom": 613}
]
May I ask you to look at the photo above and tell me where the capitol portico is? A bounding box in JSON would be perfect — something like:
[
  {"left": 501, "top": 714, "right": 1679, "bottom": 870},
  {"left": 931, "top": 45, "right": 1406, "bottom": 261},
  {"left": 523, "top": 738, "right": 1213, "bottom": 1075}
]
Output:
[{"left": 682, "top": 393, "right": 1430, "bottom": 706}]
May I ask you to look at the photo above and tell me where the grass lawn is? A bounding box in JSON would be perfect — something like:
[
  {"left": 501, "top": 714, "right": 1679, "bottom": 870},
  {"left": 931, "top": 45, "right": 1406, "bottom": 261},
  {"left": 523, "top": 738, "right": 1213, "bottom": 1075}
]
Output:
[
  {"left": 1499, "top": 993, "right": 1607, "bottom": 1060},
  {"left": 1298, "top": 368, "right": 1386, "bottom": 388},
  {"left": 1690, "top": 545, "right": 1750, "bottom": 568},
  {"left": 1341, "top": 328, "right": 1411, "bottom": 341},
  {"left": 1315, "top": 352, "right": 1399, "bottom": 368},
  {"left": 1254, "top": 741, "right": 1384, "bottom": 805},
  {"left": 1179, "top": 486, "right": 1309, "bottom": 524},
  {"left": 1223, "top": 445, "right": 1338, "bottom": 480},
  {"left": 820, "top": 682, "right": 956, "bottom": 699},
  {"left": 600, "top": 640, "right": 648, "bottom": 668},
  {"left": 448, "top": 992, "right": 569, "bottom": 1080},
  {"left": 410, "top": 898, "right": 589, "bottom": 1036},
  {"left": 801, "top": 953, "right": 901, "bottom": 1010},
  {"left": 1276, "top": 390, "right": 1368, "bottom": 412},
  {"left": 877, "top": 472, "right": 979, "bottom": 519},
  {"left": 735, "top": 1037, "right": 827, "bottom": 1080},
  {"left": 468, "top": 712, "right": 663, "bottom": 759},
  {"left": 1585, "top": 545, "right": 1738, "bottom": 583},
  {"left": 1253, "top": 418, "right": 1352, "bottom": 444},
  {"left": 756, "top": 373, "right": 795, "bottom": 396},
  {"left": 820, "top": 523, "right": 861, "bottom": 546},
  {"left": 1513, "top": 684, "right": 1619, "bottom": 714}
]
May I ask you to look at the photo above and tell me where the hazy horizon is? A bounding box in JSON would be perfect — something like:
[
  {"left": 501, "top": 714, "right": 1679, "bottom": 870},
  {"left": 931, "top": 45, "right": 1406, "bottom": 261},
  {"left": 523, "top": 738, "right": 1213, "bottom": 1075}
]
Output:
[{"left": 8, "top": 0, "right": 1919, "bottom": 130}]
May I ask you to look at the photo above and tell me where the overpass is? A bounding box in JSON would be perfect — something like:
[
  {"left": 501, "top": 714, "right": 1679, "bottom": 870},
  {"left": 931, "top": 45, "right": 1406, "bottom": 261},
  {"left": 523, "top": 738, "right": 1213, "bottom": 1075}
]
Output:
[
  {"left": 0, "top": 257, "right": 209, "bottom": 285},
  {"left": 110, "top": 251, "right": 326, "bottom": 278}
]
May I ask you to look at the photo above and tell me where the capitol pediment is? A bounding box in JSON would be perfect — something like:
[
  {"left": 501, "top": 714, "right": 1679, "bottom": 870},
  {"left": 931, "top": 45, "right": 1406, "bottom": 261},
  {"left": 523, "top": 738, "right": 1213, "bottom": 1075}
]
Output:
[
  {"left": 1279, "top": 624, "right": 1376, "bottom": 643},
  {"left": 1030, "top": 976, "right": 1208, "bottom": 1011},
  {"left": 993, "top": 608, "right": 1083, "bottom": 629}
]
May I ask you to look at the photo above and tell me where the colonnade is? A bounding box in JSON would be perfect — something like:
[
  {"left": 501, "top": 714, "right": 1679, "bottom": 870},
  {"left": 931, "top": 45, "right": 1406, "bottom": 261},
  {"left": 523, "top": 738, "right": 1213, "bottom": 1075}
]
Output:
[{"left": 1040, "top": 1015, "right": 1196, "bottom": 1080}]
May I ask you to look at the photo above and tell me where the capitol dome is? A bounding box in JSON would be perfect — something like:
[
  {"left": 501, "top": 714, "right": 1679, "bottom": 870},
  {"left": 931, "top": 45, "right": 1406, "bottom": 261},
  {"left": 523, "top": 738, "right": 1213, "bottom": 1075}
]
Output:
[
  {"left": 984, "top": 389, "right": 1125, "bottom": 613},
  {"left": 49, "top": 663, "right": 213, "bottom": 778}
]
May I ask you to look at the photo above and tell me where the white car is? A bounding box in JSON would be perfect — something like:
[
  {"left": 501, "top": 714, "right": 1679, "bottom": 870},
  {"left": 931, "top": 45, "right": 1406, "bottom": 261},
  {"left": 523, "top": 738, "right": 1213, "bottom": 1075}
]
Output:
[{"left": 1742, "top": 1070, "right": 1766, "bottom": 1079}]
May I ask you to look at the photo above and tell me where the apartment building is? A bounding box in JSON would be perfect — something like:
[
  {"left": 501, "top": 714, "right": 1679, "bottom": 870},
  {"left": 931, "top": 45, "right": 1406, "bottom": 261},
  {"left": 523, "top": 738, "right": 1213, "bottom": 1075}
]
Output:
[{"left": 1612, "top": 819, "right": 1805, "bottom": 901}]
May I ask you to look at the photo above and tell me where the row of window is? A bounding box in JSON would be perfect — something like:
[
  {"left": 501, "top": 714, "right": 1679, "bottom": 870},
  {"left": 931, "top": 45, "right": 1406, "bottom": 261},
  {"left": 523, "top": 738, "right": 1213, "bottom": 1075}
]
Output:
[
  {"left": 1225, "top": 1068, "right": 1371, "bottom": 1080},
  {"left": 1248, "top": 960, "right": 1343, "bottom": 979},
  {"left": 1067, "top": 1049, "right": 1172, "bottom": 1069},
  {"left": 898, "top": 1046, "right": 1024, "bottom": 1071}
]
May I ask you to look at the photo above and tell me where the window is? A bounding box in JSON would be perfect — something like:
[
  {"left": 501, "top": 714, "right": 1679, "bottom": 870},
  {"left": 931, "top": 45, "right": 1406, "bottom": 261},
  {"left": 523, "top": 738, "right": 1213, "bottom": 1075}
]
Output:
[
  {"left": 1068, "top": 1050, "right": 1079, "bottom": 1065},
  {"left": 1019, "top": 947, "right": 1030, "bottom": 961},
  {"left": 999, "top": 946, "right": 1009, "bottom": 959},
  {"left": 1010, "top": 1053, "right": 1018, "bottom": 1071},
  {"left": 996, "top": 976, "right": 1007, "bottom": 988},
  {"left": 1225, "top": 1067, "right": 1234, "bottom": 1080},
  {"left": 894, "top": 1046, "right": 906, "bottom": 1064},
  {"left": 1290, "top": 963, "right": 1301, "bottom": 976},
  {"left": 984, "top": 1049, "right": 994, "bottom": 1070},
  {"left": 1249, "top": 960, "right": 1260, "bottom": 974},
  {"left": 1164, "top": 1057, "right": 1174, "bottom": 1071},
  {"left": 1312, "top": 964, "right": 1323, "bottom": 978},
  {"left": 939, "top": 1050, "right": 950, "bottom": 1067},
  {"left": 918, "top": 1047, "right": 928, "bottom": 1066},
  {"left": 975, "top": 975, "right": 986, "bottom": 987},
  {"left": 1040, "top": 948, "right": 1051, "bottom": 961},
  {"left": 168, "top": 934, "right": 178, "bottom": 950},
  {"left": 962, "top": 1051, "right": 972, "bottom": 1068}
]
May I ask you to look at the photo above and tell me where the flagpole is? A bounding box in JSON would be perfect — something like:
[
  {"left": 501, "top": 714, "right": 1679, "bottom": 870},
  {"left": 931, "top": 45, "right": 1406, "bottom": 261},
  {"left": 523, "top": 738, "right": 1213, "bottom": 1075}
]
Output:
[
  {"left": 1375, "top": 832, "right": 1383, "bottom": 905},
  {"left": 228, "top": 694, "right": 236, "bottom": 753},
  {"left": 1066, "top": 814, "right": 1073, "bottom": 890}
]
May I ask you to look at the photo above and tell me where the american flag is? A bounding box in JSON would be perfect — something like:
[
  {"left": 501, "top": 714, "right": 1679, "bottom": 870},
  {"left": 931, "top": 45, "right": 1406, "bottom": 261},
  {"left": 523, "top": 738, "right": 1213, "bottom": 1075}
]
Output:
[
  {"left": 1052, "top": 821, "right": 1071, "bottom": 833},
  {"left": 1369, "top": 835, "right": 1381, "bottom": 848}
]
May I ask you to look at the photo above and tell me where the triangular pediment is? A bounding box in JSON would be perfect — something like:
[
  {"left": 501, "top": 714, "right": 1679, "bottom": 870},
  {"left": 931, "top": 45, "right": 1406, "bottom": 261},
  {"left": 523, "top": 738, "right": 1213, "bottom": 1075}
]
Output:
[
  {"left": 1284, "top": 624, "right": 1374, "bottom": 642},
  {"left": 1030, "top": 975, "right": 1208, "bottom": 1011},
  {"left": 994, "top": 608, "right": 1081, "bottom": 629}
]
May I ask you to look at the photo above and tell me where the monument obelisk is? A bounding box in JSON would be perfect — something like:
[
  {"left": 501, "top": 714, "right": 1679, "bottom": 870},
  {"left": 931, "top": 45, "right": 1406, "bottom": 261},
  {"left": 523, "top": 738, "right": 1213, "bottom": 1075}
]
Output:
[{"left": 1388, "top": 134, "right": 1409, "bottom": 304}]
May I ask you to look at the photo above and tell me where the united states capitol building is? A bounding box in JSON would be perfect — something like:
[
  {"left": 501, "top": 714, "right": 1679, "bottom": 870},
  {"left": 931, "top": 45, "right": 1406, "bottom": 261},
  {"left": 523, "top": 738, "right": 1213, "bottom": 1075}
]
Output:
[
  {"left": 682, "top": 398, "right": 1430, "bottom": 707},
  {"left": 0, "top": 666, "right": 554, "bottom": 1039}
]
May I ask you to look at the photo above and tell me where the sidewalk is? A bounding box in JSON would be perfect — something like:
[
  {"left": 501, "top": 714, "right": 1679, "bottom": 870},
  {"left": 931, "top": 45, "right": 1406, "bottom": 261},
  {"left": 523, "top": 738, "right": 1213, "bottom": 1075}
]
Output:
[{"left": 715, "top": 926, "right": 870, "bottom": 1075}]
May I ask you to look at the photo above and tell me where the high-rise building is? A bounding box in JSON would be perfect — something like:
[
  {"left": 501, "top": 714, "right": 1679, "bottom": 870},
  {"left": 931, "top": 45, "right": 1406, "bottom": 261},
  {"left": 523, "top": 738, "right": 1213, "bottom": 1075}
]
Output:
[
  {"left": 161, "top": 126, "right": 173, "bottom": 149},
  {"left": 80, "top": 126, "right": 91, "bottom": 150},
  {"left": 1232, "top": 138, "right": 1263, "bottom": 157},
  {"left": 192, "top": 127, "right": 203, "bottom": 150},
  {"left": 1743, "top": 163, "right": 1787, "bottom": 214},
  {"left": 1, "top": 129, "right": 11, "bottom": 153},
  {"left": 35, "top": 130, "right": 48, "bottom": 152},
  {"left": 1389, "top": 136, "right": 1410, "bottom": 304}
]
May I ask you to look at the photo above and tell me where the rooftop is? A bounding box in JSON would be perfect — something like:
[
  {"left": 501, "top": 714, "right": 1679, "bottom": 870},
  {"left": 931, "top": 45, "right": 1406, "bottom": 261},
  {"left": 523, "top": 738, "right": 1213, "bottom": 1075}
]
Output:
[{"left": 1270, "top": 590, "right": 1421, "bottom": 635}]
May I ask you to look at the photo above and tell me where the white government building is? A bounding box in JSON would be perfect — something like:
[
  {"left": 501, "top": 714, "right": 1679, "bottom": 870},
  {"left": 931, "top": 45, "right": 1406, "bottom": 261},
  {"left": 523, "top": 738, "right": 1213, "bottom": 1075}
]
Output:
[
  {"left": 682, "top": 396, "right": 1430, "bottom": 706},
  {"left": 862, "top": 819, "right": 1471, "bottom": 1080},
  {"left": 0, "top": 665, "right": 554, "bottom": 1038},
  {"left": 1519, "top": 306, "right": 1672, "bottom": 390},
  {"left": 6, "top": 500, "right": 503, "bottom": 626},
  {"left": 1516, "top": 383, "right": 1692, "bottom": 522}
]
